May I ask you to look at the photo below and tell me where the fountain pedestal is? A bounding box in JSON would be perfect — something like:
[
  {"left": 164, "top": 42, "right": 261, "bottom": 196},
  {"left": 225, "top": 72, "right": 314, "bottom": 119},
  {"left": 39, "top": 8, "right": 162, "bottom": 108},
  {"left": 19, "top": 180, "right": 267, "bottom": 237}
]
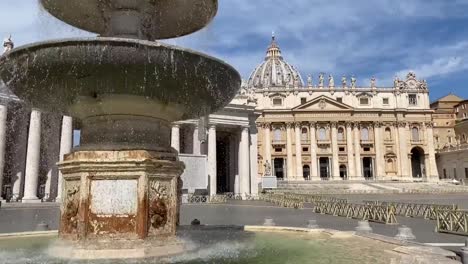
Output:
[{"left": 58, "top": 150, "right": 184, "bottom": 255}]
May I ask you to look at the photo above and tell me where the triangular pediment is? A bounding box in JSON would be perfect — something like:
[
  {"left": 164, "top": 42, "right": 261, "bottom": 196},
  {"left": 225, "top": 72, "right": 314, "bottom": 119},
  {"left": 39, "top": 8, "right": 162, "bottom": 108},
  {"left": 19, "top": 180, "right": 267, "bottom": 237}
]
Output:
[{"left": 293, "top": 95, "right": 353, "bottom": 111}]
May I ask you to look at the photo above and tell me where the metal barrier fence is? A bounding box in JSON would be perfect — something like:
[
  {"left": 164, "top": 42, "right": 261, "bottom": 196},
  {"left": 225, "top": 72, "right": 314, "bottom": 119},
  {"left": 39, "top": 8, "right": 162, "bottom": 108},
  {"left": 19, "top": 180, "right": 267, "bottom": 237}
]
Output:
[
  {"left": 258, "top": 193, "right": 304, "bottom": 209},
  {"left": 314, "top": 201, "right": 398, "bottom": 225},
  {"left": 185, "top": 194, "right": 228, "bottom": 204},
  {"left": 436, "top": 209, "right": 468, "bottom": 236},
  {"left": 363, "top": 201, "right": 457, "bottom": 220},
  {"left": 279, "top": 193, "right": 348, "bottom": 204}
]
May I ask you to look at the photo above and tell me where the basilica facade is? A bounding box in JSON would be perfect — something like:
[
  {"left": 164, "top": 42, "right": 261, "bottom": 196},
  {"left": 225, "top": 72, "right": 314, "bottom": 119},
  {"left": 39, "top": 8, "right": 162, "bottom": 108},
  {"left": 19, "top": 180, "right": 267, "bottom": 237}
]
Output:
[{"left": 246, "top": 36, "right": 439, "bottom": 182}]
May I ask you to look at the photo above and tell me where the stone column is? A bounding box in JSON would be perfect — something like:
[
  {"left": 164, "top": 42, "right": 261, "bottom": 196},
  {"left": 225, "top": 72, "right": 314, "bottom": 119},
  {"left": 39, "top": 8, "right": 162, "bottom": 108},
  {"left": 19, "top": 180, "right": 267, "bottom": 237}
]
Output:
[
  {"left": 0, "top": 104, "right": 7, "bottom": 201},
  {"left": 425, "top": 122, "right": 439, "bottom": 181},
  {"left": 208, "top": 125, "right": 217, "bottom": 196},
  {"left": 171, "top": 124, "right": 180, "bottom": 152},
  {"left": 331, "top": 122, "right": 339, "bottom": 180},
  {"left": 56, "top": 116, "right": 73, "bottom": 201},
  {"left": 22, "top": 109, "right": 42, "bottom": 203},
  {"left": 249, "top": 124, "right": 259, "bottom": 196},
  {"left": 309, "top": 122, "right": 318, "bottom": 180},
  {"left": 286, "top": 122, "right": 294, "bottom": 180},
  {"left": 192, "top": 125, "right": 201, "bottom": 155},
  {"left": 397, "top": 122, "right": 409, "bottom": 178},
  {"left": 239, "top": 126, "right": 250, "bottom": 197},
  {"left": 294, "top": 123, "right": 303, "bottom": 180},
  {"left": 353, "top": 123, "right": 362, "bottom": 178},
  {"left": 263, "top": 123, "right": 271, "bottom": 164},
  {"left": 374, "top": 122, "right": 384, "bottom": 180},
  {"left": 346, "top": 122, "right": 355, "bottom": 179}
]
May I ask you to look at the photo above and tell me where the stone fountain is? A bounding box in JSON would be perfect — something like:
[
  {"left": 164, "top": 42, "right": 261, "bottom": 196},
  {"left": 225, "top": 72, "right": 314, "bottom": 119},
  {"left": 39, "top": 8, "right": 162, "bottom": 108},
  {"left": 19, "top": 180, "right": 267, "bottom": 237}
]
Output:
[{"left": 0, "top": 0, "right": 240, "bottom": 259}]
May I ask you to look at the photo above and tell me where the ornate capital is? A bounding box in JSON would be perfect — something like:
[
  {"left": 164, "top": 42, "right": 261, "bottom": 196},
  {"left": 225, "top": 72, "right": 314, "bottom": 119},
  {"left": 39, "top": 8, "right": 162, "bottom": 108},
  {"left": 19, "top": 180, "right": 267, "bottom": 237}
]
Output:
[
  {"left": 294, "top": 122, "right": 302, "bottom": 128},
  {"left": 261, "top": 122, "right": 271, "bottom": 129},
  {"left": 309, "top": 121, "right": 317, "bottom": 128},
  {"left": 330, "top": 121, "right": 338, "bottom": 128},
  {"left": 286, "top": 122, "right": 294, "bottom": 129},
  {"left": 373, "top": 121, "right": 383, "bottom": 128},
  {"left": 425, "top": 121, "right": 434, "bottom": 128},
  {"left": 397, "top": 121, "right": 407, "bottom": 128}
]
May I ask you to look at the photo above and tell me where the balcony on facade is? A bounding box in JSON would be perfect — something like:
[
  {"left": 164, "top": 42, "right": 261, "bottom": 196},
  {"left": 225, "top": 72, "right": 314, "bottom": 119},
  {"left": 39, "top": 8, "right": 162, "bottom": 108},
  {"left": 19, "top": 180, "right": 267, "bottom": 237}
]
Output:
[
  {"left": 410, "top": 139, "right": 424, "bottom": 145},
  {"left": 360, "top": 139, "right": 374, "bottom": 145}
]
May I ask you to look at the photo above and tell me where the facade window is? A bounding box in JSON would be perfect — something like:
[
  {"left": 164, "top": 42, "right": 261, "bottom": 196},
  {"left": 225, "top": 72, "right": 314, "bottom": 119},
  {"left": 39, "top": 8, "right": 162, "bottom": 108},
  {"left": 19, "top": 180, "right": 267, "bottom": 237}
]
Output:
[
  {"left": 339, "top": 147, "right": 345, "bottom": 152},
  {"left": 411, "top": 127, "right": 419, "bottom": 141},
  {"left": 361, "top": 127, "right": 369, "bottom": 141},
  {"left": 359, "top": 97, "right": 369, "bottom": 105},
  {"left": 337, "top": 127, "right": 345, "bottom": 141},
  {"left": 274, "top": 128, "right": 282, "bottom": 142},
  {"left": 463, "top": 134, "right": 467, "bottom": 143},
  {"left": 408, "top": 94, "right": 417, "bottom": 106},
  {"left": 385, "top": 127, "right": 391, "bottom": 140},
  {"left": 463, "top": 104, "right": 466, "bottom": 110},
  {"left": 383, "top": 98, "right": 389, "bottom": 105},
  {"left": 386, "top": 159, "right": 395, "bottom": 172},
  {"left": 363, "top": 147, "right": 370, "bottom": 152},
  {"left": 302, "top": 147, "right": 309, "bottom": 152},
  {"left": 275, "top": 148, "right": 282, "bottom": 153},
  {"left": 300, "top": 97, "right": 306, "bottom": 104},
  {"left": 318, "top": 127, "right": 327, "bottom": 140},
  {"left": 301, "top": 127, "right": 308, "bottom": 141},
  {"left": 337, "top": 97, "right": 343, "bottom": 103},
  {"left": 464, "top": 113, "right": 467, "bottom": 119},
  {"left": 448, "top": 136, "right": 453, "bottom": 144},
  {"left": 272, "top": 98, "right": 283, "bottom": 106}
]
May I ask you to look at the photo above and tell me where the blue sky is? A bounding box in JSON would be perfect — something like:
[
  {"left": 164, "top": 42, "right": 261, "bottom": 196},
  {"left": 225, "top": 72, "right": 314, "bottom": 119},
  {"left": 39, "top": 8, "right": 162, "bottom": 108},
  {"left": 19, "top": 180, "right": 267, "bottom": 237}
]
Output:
[{"left": 1, "top": 0, "right": 468, "bottom": 101}]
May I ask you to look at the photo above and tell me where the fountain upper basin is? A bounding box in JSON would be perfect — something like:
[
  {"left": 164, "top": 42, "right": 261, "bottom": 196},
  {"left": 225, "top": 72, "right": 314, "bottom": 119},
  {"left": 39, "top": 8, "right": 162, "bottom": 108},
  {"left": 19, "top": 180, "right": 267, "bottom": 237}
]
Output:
[
  {"left": 0, "top": 37, "right": 241, "bottom": 120},
  {"left": 41, "top": 0, "right": 218, "bottom": 39}
]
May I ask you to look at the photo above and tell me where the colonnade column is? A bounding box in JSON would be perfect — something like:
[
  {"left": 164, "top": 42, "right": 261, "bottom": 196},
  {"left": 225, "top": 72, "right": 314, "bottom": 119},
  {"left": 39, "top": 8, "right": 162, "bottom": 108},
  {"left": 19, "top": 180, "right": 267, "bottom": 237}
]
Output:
[
  {"left": 353, "top": 122, "right": 362, "bottom": 178},
  {"left": 294, "top": 123, "right": 303, "bottom": 180},
  {"left": 263, "top": 123, "right": 271, "bottom": 165},
  {"left": 0, "top": 104, "right": 7, "bottom": 201},
  {"left": 208, "top": 125, "right": 217, "bottom": 196},
  {"left": 192, "top": 125, "right": 201, "bottom": 155},
  {"left": 425, "top": 122, "right": 439, "bottom": 181},
  {"left": 56, "top": 116, "right": 73, "bottom": 201},
  {"left": 22, "top": 109, "right": 42, "bottom": 203},
  {"left": 331, "top": 122, "right": 339, "bottom": 180},
  {"left": 286, "top": 123, "right": 294, "bottom": 180},
  {"left": 374, "top": 122, "right": 384, "bottom": 180},
  {"left": 171, "top": 124, "right": 180, "bottom": 153},
  {"left": 239, "top": 126, "right": 250, "bottom": 198},
  {"left": 397, "top": 122, "right": 409, "bottom": 178},
  {"left": 309, "top": 122, "right": 318, "bottom": 180},
  {"left": 345, "top": 122, "right": 355, "bottom": 179},
  {"left": 249, "top": 124, "right": 259, "bottom": 196}
]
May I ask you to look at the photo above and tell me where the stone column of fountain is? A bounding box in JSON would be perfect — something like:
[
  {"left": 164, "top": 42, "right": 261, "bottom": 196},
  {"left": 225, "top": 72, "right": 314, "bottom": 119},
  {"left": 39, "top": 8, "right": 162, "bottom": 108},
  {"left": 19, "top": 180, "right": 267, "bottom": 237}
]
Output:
[{"left": 0, "top": 0, "right": 240, "bottom": 259}]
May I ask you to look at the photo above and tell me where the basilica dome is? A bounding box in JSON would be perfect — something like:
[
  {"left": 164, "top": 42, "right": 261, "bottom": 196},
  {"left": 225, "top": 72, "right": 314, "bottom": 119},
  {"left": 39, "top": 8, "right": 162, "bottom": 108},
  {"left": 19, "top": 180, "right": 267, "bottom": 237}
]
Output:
[{"left": 247, "top": 35, "right": 303, "bottom": 89}]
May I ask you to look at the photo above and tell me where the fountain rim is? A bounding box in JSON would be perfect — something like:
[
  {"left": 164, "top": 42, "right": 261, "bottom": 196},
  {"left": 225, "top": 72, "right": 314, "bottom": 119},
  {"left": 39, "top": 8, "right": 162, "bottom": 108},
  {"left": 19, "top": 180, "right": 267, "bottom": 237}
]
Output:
[{"left": 0, "top": 37, "right": 240, "bottom": 77}]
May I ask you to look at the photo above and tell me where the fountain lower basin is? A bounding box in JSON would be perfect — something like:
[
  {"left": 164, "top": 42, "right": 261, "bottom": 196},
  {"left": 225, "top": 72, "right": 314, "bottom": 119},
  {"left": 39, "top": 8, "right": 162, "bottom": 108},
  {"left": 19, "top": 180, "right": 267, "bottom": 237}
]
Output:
[{"left": 0, "top": 227, "right": 459, "bottom": 263}]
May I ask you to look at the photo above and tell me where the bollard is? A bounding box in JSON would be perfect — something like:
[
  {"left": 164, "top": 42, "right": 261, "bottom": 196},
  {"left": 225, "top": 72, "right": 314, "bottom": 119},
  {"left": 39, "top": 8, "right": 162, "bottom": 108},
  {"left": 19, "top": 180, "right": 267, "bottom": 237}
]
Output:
[
  {"left": 395, "top": 225, "right": 416, "bottom": 241},
  {"left": 35, "top": 221, "right": 49, "bottom": 231},
  {"left": 355, "top": 220, "right": 373, "bottom": 233},
  {"left": 461, "top": 238, "right": 468, "bottom": 264},
  {"left": 307, "top": 219, "right": 318, "bottom": 229},
  {"left": 263, "top": 218, "right": 275, "bottom": 226}
]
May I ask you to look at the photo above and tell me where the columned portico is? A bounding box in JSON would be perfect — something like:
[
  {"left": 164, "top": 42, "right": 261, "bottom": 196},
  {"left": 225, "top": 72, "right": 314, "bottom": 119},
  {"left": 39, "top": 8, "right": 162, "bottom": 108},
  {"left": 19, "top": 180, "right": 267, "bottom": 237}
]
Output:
[
  {"left": 56, "top": 116, "right": 73, "bottom": 201},
  {"left": 353, "top": 123, "right": 362, "bottom": 179},
  {"left": 239, "top": 126, "right": 250, "bottom": 197},
  {"left": 208, "top": 124, "right": 217, "bottom": 196},
  {"left": 294, "top": 122, "right": 303, "bottom": 179},
  {"left": 263, "top": 123, "right": 271, "bottom": 164},
  {"left": 374, "top": 122, "right": 384, "bottom": 180},
  {"left": 398, "top": 122, "right": 410, "bottom": 179},
  {"left": 346, "top": 122, "right": 355, "bottom": 178},
  {"left": 286, "top": 123, "right": 294, "bottom": 180},
  {"left": 22, "top": 109, "right": 42, "bottom": 203},
  {"left": 331, "top": 122, "right": 339, "bottom": 180},
  {"left": 171, "top": 124, "right": 180, "bottom": 152},
  {"left": 0, "top": 104, "right": 7, "bottom": 201},
  {"left": 309, "top": 122, "right": 318, "bottom": 180}
]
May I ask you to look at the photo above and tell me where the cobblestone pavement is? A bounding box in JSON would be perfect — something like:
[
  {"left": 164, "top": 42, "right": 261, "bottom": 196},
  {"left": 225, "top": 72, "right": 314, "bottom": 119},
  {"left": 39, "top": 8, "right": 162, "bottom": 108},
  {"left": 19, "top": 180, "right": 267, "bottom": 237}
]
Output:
[{"left": 1, "top": 194, "right": 467, "bottom": 253}]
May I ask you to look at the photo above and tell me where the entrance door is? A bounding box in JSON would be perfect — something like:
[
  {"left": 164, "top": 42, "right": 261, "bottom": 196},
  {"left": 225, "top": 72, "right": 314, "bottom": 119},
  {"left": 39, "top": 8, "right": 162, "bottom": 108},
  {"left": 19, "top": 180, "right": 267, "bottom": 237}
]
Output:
[
  {"left": 339, "top": 165, "right": 347, "bottom": 179},
  {"left": 216, "top": 135, "right": 230, "bottom": 193},
  {"left": 274, "top": 158, "right": 284, "bottom": 180},
  {"left": 411, "top": 147, "right": 425, "bottom": 178},
  {"left": 363, "top": 157, "right": 373, "bottom": 179},
  {"left": 303, "top": 165, "right": 310, "bottom": 180},
  {"left": 319, "top": 157, "right": 330, "bottom": 179}
]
